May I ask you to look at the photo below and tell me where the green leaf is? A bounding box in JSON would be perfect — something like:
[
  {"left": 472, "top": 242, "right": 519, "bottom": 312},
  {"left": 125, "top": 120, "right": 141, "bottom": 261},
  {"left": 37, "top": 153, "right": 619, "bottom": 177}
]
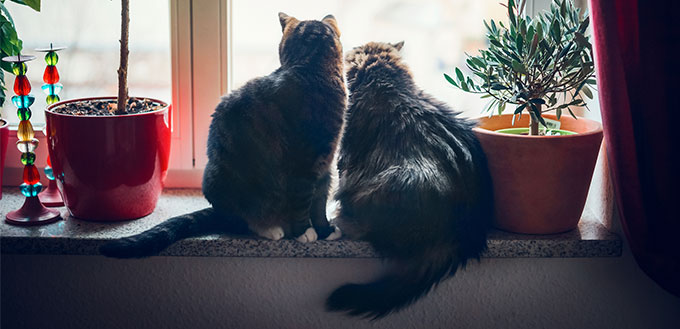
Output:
[
  {"left": 556, "top": 107, "right": 562, "bottom": 120},
  {"left": 455, "top": 67, "right": 465, "bottom": 84},
  {"left": 471, "top": 57, "right": 485, "bottom": 68},
  {"left": 1, "top": 3, "right": 15, "bottom": 26},
  {"left": 551, "top": 19, "right": 561, "bottom": 41},
  {"left": 9, "top": 0, "right": 40, "bottom": 12},
  {"left": 529, "top": 98, "right": 546, "bottom": 104},
  {"left": 444, "top": 73, "right": 458, "bottom": 87},
  {"left": 484, "top": 19, "right": 493, "bottom": 34},
  {"left": 515, "top": 34, "right": 524, "bottom": 53},
  {"left": 557, "top": 41, "right": 573, "bottom": 59},
  {"left": 466, "top": 77, "right": 476, "bottom": 90},
  {"left": 529, "top": 33, "right": 539, "bottom": 56},
  {"left": 490, "top": 83, "right": 508, "bottom": 90},
  {"left": 529, "top": 103, "right": 547, "bottom": 127},
  {"left": 511, "top": 60, "right": 527, "bottom": 74},
  {"left": 567, "top": 107, "right": 577, "bottom": 119},
  {"left": 578, "top": 16, "right": 590, "bottom": 33},
  {"left": 514, "top": 102, "right": 527, "bottom": 114},
  {"left": 581, "top": 85, "right": 593, "bottom": 99},
  {"left": 509, "top": 2, "right": 516, "bottom": 26}
]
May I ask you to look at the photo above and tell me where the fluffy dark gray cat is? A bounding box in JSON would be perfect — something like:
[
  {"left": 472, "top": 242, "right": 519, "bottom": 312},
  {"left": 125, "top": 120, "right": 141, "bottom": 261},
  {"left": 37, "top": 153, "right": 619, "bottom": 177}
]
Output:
[
  {"left": 100, "top": 13, "right": 345, "bottom": 258},
  {"left": 326, "top": 41, "right": 494, "bottom": 318}
]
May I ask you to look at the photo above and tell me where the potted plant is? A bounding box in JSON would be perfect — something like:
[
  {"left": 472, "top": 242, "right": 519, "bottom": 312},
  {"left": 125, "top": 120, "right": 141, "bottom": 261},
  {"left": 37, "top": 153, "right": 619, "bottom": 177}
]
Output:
[
  {"left": 1, "top": 0, "right": 42, "bottom": 199},
  {"left": 445, "top": 0, "right": 602, "bottom": 234},
  {"left": 44, "top": 0, "right": 171, "bottom": 220}
]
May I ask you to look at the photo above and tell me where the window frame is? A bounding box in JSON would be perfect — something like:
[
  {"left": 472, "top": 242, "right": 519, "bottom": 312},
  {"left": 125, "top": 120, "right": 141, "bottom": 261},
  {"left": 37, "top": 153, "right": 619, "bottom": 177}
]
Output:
[{"left": 4, "top": 0, "right": 583, "bottom": 189}]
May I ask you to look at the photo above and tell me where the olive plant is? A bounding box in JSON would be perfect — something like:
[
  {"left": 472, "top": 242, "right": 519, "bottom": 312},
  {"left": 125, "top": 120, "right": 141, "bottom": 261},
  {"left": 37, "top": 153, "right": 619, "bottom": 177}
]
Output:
[{"left": 445, "top": 0, "right": 595, "bottom": 135}]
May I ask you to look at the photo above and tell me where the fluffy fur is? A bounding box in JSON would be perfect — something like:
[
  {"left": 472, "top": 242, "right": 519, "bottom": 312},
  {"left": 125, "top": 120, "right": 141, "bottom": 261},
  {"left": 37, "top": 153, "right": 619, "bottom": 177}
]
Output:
[
  {"left": 101, "top": 13, "right": 346, "bottom": 258},
  {"left": 326, "top": 42, "right": 494, "bottom": 318}
]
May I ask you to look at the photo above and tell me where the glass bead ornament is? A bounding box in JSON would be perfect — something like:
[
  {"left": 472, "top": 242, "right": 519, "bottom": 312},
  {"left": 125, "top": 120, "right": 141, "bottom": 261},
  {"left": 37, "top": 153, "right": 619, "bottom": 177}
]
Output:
[
  {"left": 43, "top": 66, "right": 60, "bottom": 84},
  {"left": 11, "top": 95, "right": 35, "bottom": 109},
  {"left": 17, "top": 120, "right": 35, "bottom": 141},
  {"left": 21, "top": 152, "right": 36, "bottom": 165},
  {"left": 16, "top": 138, "right": 39, "bottom": 153},
  {"left": 12, "top": 62, "right": 27, "bottom": 75},
  {"left": 23, "top": 165, "right": 41, "bottom": 185},
  {"left": 2, "top": 53, "right": 61, "bottom": 226},
  {"left": 14, "top": 75, "right": 31, "bottom": 95},
  {"left": 41, "top": 83, "right": 63, "bottom": 95},
  {"left": 45, "top": 51, "right": 58, "bottom": 65},
  {"left": 20, "top": 183, "right": 43, "bottom": 197},
  {"left": 36, "top": 44, "right": 67, "bottom": 207},
  {"left": 46, "top": 94, "right": 60, "bottom": 105},
  {"left": 45, "top": 166, "right": 55, "bottom": 180},
  {"left": 17, "top": 108, "right": 32, "bottom": 120}
]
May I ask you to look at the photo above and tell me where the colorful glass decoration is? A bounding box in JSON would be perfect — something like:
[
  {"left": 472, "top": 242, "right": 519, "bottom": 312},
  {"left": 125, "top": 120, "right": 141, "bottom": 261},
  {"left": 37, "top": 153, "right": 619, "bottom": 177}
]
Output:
[
  {"left": 36, "top": 44, "right": 66, "bottom": 207},
  {"left": 2, "top": 53, "right": 61, "bottom": 225}
]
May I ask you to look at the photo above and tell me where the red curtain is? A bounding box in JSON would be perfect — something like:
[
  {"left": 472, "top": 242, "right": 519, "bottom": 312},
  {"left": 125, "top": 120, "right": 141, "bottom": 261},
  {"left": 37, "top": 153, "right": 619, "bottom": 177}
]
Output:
[{"left": 590, "top": 0, "right": 679, "bottom": 296}]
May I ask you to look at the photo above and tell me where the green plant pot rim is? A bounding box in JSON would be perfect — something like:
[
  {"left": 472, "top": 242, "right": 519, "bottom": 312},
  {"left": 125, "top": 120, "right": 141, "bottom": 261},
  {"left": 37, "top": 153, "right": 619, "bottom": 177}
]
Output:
[{"left": 495, "top": 127, "right": 577, "bottom": 136}]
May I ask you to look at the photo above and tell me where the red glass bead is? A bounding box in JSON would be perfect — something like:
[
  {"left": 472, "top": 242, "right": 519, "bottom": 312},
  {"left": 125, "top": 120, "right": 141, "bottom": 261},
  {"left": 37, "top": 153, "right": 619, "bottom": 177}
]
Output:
[
  {"left": 23, "top": 164, "right": 41, "bottom": 185},
  {"left": 14, "top": 75, "right": 31, "bottom": 96},
  {"left": 43, "top": 66, "right": 60, "bottom": 84},
  {"left": 47, "top": 156, "right": 52, "bottom": 167}
]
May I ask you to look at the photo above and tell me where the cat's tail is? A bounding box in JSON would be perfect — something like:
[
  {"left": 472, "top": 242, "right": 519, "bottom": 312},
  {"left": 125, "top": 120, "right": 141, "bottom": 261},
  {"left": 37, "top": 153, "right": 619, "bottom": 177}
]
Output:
[
  {"left": 99, "top": 207, "right": 248, "bottom": 258},
  {"left": 326, "top": 245, "right": 473, "bottom": 319}
]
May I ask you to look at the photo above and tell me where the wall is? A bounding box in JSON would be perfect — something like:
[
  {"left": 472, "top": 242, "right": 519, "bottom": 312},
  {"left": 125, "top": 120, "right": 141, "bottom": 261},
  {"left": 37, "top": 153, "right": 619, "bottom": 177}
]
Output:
[{"left": 2, "top": 243, "right": 679, "bottom": 329}]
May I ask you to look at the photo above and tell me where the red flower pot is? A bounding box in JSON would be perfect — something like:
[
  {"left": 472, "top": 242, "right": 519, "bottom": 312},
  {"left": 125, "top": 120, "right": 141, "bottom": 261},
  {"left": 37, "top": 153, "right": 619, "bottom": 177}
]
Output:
[
  {"left": 45, "top": 97, "right": 171, "bottom": 221},
  {"left": 1, "top": 119, "right": 9, "bottom": 200},
  {"left": 473, "top": 114, "right": 603, "bottom": 234}
]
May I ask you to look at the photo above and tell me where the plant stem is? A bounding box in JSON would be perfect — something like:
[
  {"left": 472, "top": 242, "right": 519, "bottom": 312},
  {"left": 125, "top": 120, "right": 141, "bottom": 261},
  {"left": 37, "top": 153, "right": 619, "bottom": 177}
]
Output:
[
  {"left": 116, "top": 0, "right": 130, "bottom": 115},
  {"left": 529, "top": 103, "right": 540, "bottom": 135}
]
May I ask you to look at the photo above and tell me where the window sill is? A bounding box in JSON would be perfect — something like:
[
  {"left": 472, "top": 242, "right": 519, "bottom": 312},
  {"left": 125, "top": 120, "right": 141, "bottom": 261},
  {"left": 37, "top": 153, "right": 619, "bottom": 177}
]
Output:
[{"left": 0, "top": 188, "right": 622, "bottom": 258}]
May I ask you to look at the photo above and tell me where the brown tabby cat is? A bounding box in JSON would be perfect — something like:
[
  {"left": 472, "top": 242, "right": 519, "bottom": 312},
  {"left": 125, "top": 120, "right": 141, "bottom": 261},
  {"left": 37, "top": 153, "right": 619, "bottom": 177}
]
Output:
[
  {"left": 327, "top": 41, "right": 494, "bottom": 318},
  {"left": 101, "top": 13, "right": 345, "bottom": 258}
]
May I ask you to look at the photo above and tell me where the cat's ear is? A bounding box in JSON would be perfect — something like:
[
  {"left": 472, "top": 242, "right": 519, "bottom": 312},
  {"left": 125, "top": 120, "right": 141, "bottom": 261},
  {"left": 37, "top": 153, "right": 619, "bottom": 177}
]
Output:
[
  {"left": 391, "top": 41, "right": 405, "bottom": 51},
  {"left": 322, "top": 14, "right": 341, "bottom": 37},
  {"left": 279, "top": 12, "right": 299, "bottom": 32}
]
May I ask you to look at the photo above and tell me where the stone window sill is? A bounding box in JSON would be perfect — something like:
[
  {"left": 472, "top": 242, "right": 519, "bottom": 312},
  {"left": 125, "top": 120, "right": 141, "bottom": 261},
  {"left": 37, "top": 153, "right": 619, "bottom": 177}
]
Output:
[{"left": 0, "top": 188, "right": 622, "bottom": 258}]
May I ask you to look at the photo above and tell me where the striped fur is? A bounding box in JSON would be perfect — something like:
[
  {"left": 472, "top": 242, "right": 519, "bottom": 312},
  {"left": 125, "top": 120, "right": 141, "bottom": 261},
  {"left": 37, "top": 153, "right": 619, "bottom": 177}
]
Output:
[{"left": 327, "top": 42, "right": 494, "bottom": 318}]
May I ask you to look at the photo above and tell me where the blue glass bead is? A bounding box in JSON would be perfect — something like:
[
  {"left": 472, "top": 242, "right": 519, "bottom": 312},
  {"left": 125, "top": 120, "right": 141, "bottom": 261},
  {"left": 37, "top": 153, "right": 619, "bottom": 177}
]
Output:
[
  {"left": 20, "top": 182, "right": 43, "bottom": 197},
  {"left": 45, "top": 166, "right": 55, "bottom": 180},
  {"left": 11, "top": 95, "right": 35, "bottom": 109},
  {"left": 41, "top": 83, "right": 63, "bottom": 95}
]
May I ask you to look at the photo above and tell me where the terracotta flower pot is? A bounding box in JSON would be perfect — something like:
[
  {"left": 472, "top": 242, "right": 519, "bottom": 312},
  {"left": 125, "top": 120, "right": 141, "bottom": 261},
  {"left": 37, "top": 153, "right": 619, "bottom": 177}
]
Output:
[
  {"left": 45, "top": 97, "right": 171, "bottom": 221},
  {"left": 1, "top": 119, "right": 9, "bottom": 200},
  {"left": 473, "top": 113, "right": 603, "bottom": 234}
]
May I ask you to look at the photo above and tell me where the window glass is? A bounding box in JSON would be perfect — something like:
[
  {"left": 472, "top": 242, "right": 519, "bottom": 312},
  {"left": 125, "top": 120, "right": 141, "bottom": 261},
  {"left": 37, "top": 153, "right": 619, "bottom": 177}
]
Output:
[
  {"left": 233, "top": 0, "right": 507, "bottom": 118},
  {"left": 1, "top": 0, "right": 171, "bottom": 126}
]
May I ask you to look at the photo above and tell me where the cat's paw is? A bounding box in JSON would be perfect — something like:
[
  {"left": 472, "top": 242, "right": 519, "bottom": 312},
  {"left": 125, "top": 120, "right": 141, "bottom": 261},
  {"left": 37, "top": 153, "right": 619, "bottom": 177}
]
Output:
[
  {"left": 324, "top": 226, "right": 342, "bottom": 241},
  {"left": 259, "top": 226, "right": 285, "bottom": 241},
  {"left": 295, "top": 227, "right": 318, "bottom": 243}
]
